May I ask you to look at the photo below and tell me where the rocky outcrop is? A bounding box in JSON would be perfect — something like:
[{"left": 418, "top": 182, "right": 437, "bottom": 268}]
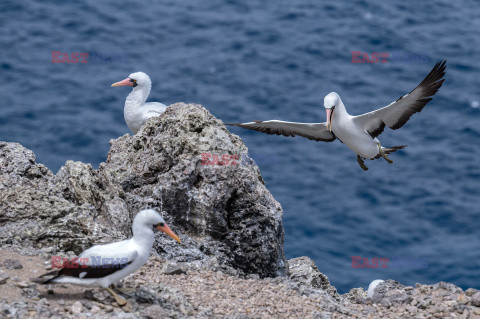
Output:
[
  {"left": 343, "top": 280, "right": 480, "bottom": 318},
  {"left": 0, "top": 103, "right": 286, "bottom": 278},
  {"left": 288, "top": 256, "right": 340, "bottom": 300},
  {"left": 1, "top": 103, "right": 479, "bottom": 318},
  {"left": 0, "top": 142, "right": 115, "bottom": 254}
]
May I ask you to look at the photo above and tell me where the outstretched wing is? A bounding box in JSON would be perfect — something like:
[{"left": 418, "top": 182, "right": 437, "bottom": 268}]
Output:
[
  {"left": 227, "top": 120, "right": 336, "bottom": 142},
  {"left": 352, "top": 60, "right": 446, "bottom": 138}
]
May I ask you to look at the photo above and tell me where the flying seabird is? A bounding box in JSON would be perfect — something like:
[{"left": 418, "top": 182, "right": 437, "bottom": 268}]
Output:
[
  {"left": 32, "top": 209, "right": 181, "bottom": 306},
  {"left": 112, "top": 72, "right": 167, "bottom": 134},
  {"left": 228, "top": 61, "right": 446, "bottom": 170}
]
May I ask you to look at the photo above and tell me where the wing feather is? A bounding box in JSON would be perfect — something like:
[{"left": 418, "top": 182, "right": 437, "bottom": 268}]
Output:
[
  {"left": 353, "top": 60, "right": 446, "bottom": 138},
  {"left": 56, "top": 260, "right": 134, "bottom": 279},
  {"left": 79, "top": 240, "right": 138, "bottom": 263},
  {"left": 227, "top": 120, "right": 336, "bottom": 142}
]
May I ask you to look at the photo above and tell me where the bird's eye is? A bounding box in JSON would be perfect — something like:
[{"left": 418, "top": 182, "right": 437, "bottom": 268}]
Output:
[
  {"left": 130, "top": 79, "right": 136, "bottom": 83},
  {"left": 158, "top": 223, "right": 164, "bottom": 227}
]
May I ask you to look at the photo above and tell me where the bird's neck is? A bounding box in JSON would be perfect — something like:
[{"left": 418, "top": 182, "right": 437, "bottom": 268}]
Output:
[
  {"left": 335, "top": 99, "right": 349, "bottom": 117},
  {"left": 132, "top": 224, "right": 155, "bottom": 251},
  {"left": 125, "top": 85, "right": 151, "bottom": 112}
]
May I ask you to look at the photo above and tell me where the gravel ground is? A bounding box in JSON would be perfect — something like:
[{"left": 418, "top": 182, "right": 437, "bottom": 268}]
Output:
[{"left": 0, "top": 247, "right": 479, "bottom": 318}]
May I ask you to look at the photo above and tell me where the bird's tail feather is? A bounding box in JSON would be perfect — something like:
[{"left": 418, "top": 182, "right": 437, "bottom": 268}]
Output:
[
  {"left": 373, "top": 145, "right": 407, "bottom": 159},
  {"left": 30, "top": 270, "right": 60, "bottom": 284},
  {"left": 383, "top": 145, "right": 407, "bottom": 155}
]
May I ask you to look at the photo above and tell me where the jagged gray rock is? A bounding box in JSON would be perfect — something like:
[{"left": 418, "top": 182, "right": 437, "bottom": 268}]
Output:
[
  {"left": 0, "top": 103, "right": 287, "bottom": 277},
  {"left": 288, "top": 256, "right": 339, "bottom": 300},
  {"left": 367, "top": 280, "right": 410, "bottom": 307},
  {"left": 0, "top": 142, "right": 121, "bottom": 254}
]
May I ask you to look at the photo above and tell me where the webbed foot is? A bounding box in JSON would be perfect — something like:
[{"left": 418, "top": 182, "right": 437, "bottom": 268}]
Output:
[
  {"left": 106, "top": 286, "right": 128, "bottom": 306},
  {"left": 357, "top": 155, "right": 369, "bottom": 171},
  {"left": 377, "top": 144, "right": 393, "bottom": 164},
  {"left": 112, "top": 284, "right": 135, "bottom": 294}
]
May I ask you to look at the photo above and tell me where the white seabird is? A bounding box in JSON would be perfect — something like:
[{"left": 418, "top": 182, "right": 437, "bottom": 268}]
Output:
[
  {"left": 228, "top": 61, "right": 446, "bottom": 170},
  {"left": 32, "top": 209, "right": 181, "bottom": 306},
  {"left": 111, "top": 72, "right": 167, "bottom": 134}
]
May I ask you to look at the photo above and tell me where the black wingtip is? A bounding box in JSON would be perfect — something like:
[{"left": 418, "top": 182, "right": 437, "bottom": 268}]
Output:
[
  {"left": 415, "top": 59, "right": 446, "bottom": 96},
  {"left": 30, "top": 277, "right": 44, "bottom": 284},
  {"left": 436, "top": 59, "right": 447, "bottom": 74},
  {"left": 30, "top": 276, "right": 55, "bottom": 284}
]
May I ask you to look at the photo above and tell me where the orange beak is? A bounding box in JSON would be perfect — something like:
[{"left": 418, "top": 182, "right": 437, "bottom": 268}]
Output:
[
  {"left": 111, "top": 78, "right": 134, "bottom": 87},
  {"left": 157, "top": 223, "right": 181, "bottom": 243}
]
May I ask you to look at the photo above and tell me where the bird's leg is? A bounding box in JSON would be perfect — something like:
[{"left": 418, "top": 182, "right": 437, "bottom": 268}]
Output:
[
  {"left": 356, "top": 155, "right": 369, "bottom": 171},
  {"left": 106, "top": 286, "right": 128, "bottom": 306},
  {"left": 377, "top": 143, "right": 393, "bottom": 164}
]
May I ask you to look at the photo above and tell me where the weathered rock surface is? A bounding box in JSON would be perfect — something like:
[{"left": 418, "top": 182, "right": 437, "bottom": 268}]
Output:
[
  {"left": 1, "top": 103, "right": 479, "bottom": 318},
  {"left": 0, "top": 141, "right": 114, "bottom": 254},
  {"left": 0, "top": 248, "right": 479, "bottom": 319},
  {"left": 288, "top": 256, "right": 340, "bottom": 300},
  {"left": 0, "top": 103, "right": 286, "bottom": 277},
  {"left": 343, "top": 280, "right": 480, "bottom": 319}
]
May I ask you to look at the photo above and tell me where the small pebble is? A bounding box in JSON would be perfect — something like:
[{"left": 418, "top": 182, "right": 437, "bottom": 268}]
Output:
[
  {"left": 2, "top": 259, "right": 23, "bottom": 270},
  {"left": 16, "top": 281, "right": 29, "bottom": 288},
  {"left": 70, "top": 301, "right": 84, "bottom": 314},
  {"left": 90, "top": 305, "right": 101, "bottom": 314},
  {"left": 163, "top": 265, "right": 186, "bottom": 275},
  {"left": 0, "top": 271, "right": 9, "bottom": 285},
  {"left": 465, "top": 288, "right": 478, "bottom": 297},
  {"left": 457, "top": 294, "right": 469, "bottom": 305},
  {"left": 142, "top": 305, "right": 167, "bottom": 319},
  {"left": 471, "top": 292, "right": 480, "bottom": 307},
  {"left": 42, "top": 247, "right": 55, "bottom": 254},
  {"left": 122, "top": 301, "right": 133, "bottom": 312}
]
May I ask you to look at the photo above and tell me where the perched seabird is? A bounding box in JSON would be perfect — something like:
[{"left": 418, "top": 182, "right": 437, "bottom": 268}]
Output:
[
  {"left": 111, "top": 72, "right": 167, "bottom": 134},
  {"left": 32, "top": 209, "right": 181, "bottom": 306},
  {"left": 228, "top": 61, "right": 446, "bottom": 170}
]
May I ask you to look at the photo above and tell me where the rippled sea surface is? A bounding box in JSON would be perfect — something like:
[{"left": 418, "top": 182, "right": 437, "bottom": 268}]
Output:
[{"left": 1, "top": 0, "right": 479, "bottom": 292}]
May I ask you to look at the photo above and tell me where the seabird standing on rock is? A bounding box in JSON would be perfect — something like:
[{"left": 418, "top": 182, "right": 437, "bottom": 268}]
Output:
[
  {"left": 228, "top": 61, "right": 446, "bottom": 170},
  {"left": 111, "top": 72, "right": 167, "bottom": 134},
  {"left": 32, "top": 209, "right": 181, "bottom": 306}
]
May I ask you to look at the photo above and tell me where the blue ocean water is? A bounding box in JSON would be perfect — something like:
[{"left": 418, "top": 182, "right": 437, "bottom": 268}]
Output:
[{"left": 0, "top": 0, "right": 479, "bottom": 293}]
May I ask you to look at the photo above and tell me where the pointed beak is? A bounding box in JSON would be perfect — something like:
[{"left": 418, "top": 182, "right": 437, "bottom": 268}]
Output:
[
  {"left": 111, "top": 78, "right": 133, "bottom": 87},
  {"left": 326, "top": 108, "right": 334, "bottom": 132},
  {"left": 157, "top": 223, "right": 181, "bottom": 243}
]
